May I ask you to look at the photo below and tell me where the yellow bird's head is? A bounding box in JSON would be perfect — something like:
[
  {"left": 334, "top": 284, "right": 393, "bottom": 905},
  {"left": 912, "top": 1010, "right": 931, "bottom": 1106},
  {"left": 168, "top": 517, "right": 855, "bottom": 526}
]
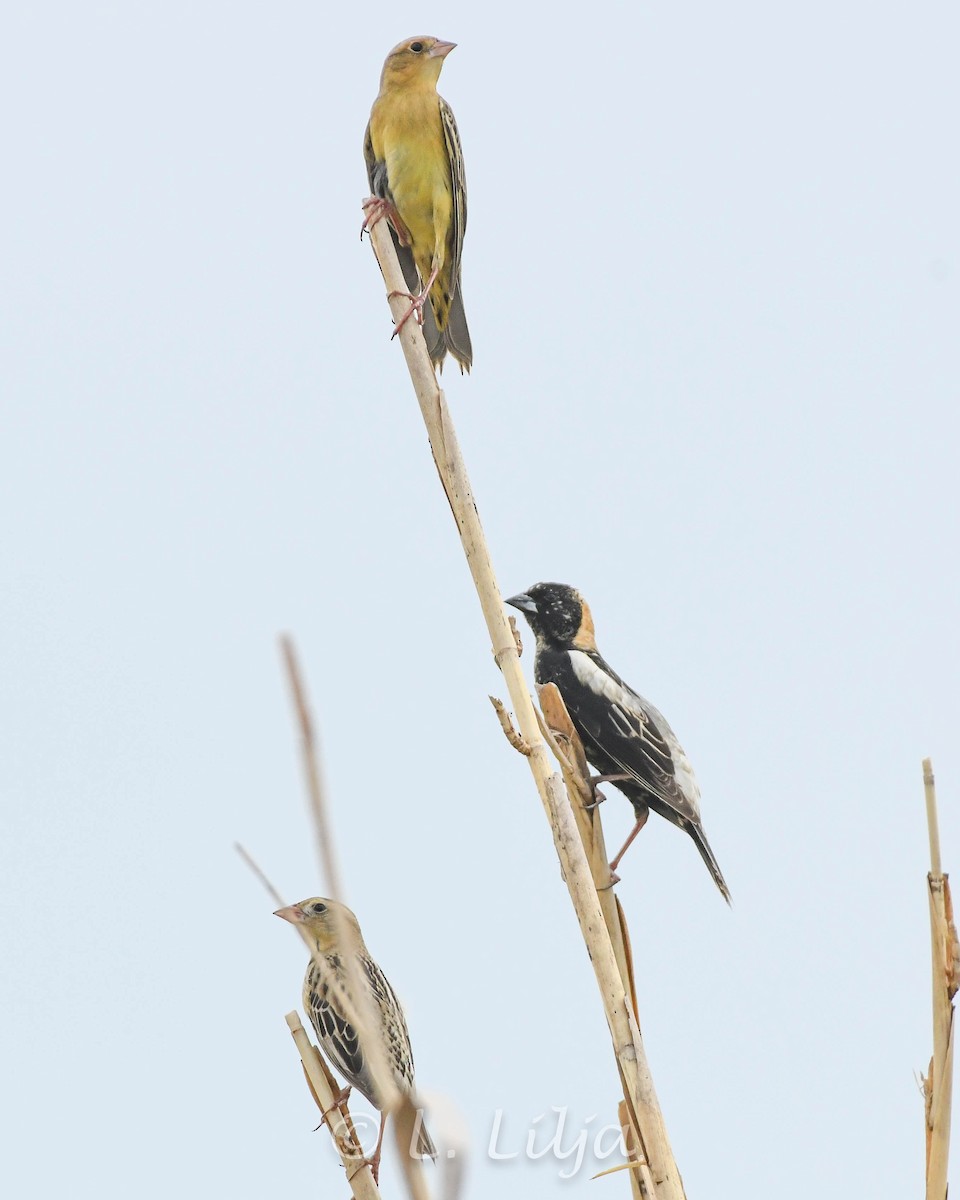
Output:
[
  {"left": 274, "top": 896, "right": 365, "bottom": 954},
  {"left": 380, "top": 36, "right": 456, "bottom": 90}
]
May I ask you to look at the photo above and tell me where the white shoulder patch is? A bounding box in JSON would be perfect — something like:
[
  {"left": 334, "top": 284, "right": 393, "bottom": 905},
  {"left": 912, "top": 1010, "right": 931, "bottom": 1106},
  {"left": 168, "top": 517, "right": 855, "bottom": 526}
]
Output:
[
  {"left": 569, "top": 650, "right": 634, "bottom": 708},
  {"left": 568, "top": 650, "right": 702, "bottom": 814}
]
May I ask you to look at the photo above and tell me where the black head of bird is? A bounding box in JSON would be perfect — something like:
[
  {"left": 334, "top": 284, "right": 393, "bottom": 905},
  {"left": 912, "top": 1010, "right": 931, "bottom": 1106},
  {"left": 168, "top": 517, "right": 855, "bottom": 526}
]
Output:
[{"left": 505, "top": 582, "right": 597, "bottom": 651}]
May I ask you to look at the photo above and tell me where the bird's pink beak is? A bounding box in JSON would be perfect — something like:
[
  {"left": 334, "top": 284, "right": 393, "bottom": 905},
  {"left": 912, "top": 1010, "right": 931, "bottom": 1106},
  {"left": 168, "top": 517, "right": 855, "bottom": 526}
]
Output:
[
  {"left": 430, "top": 40, "right": 457, "bottom": 59},
  {"left": 274, "top": 904, "right": 305, "bottom": 924}
]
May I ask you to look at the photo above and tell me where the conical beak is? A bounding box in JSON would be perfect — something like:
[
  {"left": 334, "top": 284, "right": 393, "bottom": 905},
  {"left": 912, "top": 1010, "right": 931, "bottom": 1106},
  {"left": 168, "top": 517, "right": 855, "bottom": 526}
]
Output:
[
  {"left": 274, "top": 904, "right": 305, "bottom": 924},
  {"left": 505, "top": 593, "right": 537, "bottom": 614}
]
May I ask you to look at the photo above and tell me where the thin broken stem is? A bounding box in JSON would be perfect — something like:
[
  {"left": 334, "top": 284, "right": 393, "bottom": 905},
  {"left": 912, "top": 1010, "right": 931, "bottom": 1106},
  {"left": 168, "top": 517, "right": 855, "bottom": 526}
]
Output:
[
  {"left": 489, "top": 695, "right": 532, "bottom": 755},
  {"left": 235, "top": 841, "right": 285, "bottom": 909},
  {"left": 278, "top": 638, "right": 429, "bottom": 1199},
  {"left": 280, "top": 634, "right": 345, "bottom": 903}
]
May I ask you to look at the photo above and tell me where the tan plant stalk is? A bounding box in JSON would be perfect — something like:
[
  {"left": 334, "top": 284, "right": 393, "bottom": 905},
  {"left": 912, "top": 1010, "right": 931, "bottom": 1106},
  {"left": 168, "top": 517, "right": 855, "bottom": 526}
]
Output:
[
  {"left": 278, "top": 640, "right": 400, "bottom": 1111},
  {"left": 279, "top": 639, "right": 431, "bottom": 1200},
  {"left": 537, "top": 685, "right": 639, "bottom": 1023},
  {"left": 366, "top": 217, "right": 685, "bottom": 1199},
  {"left": 619, "top": 1100, "right": 646, "bottom": 1200},
  {"left": 922, "top": 758, "right": 958, "bottom": 1200},
  {"left": 286, "top": 1010, "right": 382, "bottom": 1200},
  {"left": 280, "top": 635, "right": 345, "bottom": 902},
  {"left": 234, "top": 843, "right": 381, "bottom": 1200}
]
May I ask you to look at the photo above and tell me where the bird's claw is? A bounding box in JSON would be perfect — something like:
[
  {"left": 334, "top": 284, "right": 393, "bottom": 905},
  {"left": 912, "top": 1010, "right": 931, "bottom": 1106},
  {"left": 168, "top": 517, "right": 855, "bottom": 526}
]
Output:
[
  {"left": 585, "top": 772, "right": 628, "bottom": 812},
  {"left": 585, "top": 773, "right": 631, "bottom": 812},
  {"left": 346, "top": 1155, "right": 381, "bottom": 1185},
  {"left": 387, "top": 288, "right": 427, "bottom": 337},
  {"left": 313, "top": 1085, "right": 353, "bottom": 1132},
  {"left": 583, "top": 791, "right": 606, "bottom": 812},
  {"left": 361, "top": 196, "right": 411, "bottom": 246},
  {"left": 360, "top": 198, "right": 383, "bottom": 240}
]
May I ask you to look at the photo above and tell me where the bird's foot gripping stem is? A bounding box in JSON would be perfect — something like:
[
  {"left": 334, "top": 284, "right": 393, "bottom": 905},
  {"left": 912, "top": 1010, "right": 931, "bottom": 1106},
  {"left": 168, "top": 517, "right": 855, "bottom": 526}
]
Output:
[
  {"left": 388, "top": 264, "right": 439, "bottom": 339},
  {"left": 346, "top": 1115, "right": 387, "bottom": 1185},
  {"left": 584, "top": 772, "right": 631, "bottom": 812},
  {"left": 361, "top": 196, "right": 411, "bottom": 246},
  {"left": 387, "top": 288, "right": 428, "bottom": 335},
  {"left": 313, "top": 1084, "right": 353, "bottom": 1132}
]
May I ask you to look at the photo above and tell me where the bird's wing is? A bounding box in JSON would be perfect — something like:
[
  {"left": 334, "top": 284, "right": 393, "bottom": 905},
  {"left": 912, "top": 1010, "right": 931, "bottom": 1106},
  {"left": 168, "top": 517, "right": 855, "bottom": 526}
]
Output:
[
  {"left": 438, "top": 96, "right": 466, "bottom": 279},
  {"left": 304, "top": 963, "right": 379, "bottom": 1104},
  {"left": 363, "top": 118, "right": 441, "bottom": 355},
  {"left": 363, "top": 121, "right": 383, "bottom": 197},
  {"left": 360, "top": 954, "right": 416, "bottom": 1090},
  {"left": 567, "top": 650, "right": 703, "bottom": 826}
]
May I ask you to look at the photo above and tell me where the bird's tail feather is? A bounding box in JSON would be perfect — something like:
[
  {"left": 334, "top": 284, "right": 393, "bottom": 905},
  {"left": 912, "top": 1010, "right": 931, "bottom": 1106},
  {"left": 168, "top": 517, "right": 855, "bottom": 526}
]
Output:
[
  {"left": 396, "top": 236, "right": 471, "bottom": 373},
  {"left": 393, "top": 238, "right": 420, "bottom": 295},
  {"left": 414, "top": 1110, "right": 437, "bottom": 1160},
  {"left": 690, "top": 825, "right": 731, "bottom": 905},
  {"left": 395, "top": 240, "right": 446, "bottom": 364},
  {"left": 440, "top": 281, "right": 472, "bottom": 374},
  {"left": 421, "top": 304, "right": 444, "bottom": 365}
]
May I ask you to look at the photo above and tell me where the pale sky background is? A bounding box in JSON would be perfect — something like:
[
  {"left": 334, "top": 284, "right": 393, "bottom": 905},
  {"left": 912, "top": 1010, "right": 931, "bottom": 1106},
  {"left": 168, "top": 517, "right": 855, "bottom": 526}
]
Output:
[{"left": 2, "top": 3, "right": 958, "bottom": 1197}]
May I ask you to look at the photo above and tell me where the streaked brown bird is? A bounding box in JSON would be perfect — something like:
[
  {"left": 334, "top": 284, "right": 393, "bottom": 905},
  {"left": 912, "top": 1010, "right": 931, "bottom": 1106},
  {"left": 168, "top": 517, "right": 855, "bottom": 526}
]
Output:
[
  {"left": 275, "top": 897, "right": 437, "bottom": 1175},
  {"left": 506, "top": 582, "right": 731, "bottom": 903},
  {"left": 363, "top": 35, "right": 472, "bottom": 373}
]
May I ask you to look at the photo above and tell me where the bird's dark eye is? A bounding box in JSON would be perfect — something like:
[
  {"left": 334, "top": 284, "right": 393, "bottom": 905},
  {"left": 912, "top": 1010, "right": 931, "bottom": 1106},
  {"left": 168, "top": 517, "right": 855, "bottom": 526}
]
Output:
[
  {"left": 312, "top": 902, "right": 327, "bottom": 914},
  {"left": 409, "top": 41, "right": 424, "bottom": 53}
]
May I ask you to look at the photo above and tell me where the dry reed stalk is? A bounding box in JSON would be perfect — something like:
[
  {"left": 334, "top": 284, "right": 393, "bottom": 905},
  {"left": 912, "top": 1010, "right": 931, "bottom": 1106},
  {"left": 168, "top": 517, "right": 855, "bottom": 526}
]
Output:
[
  {"left": 280, "top": 635, "right": 345, "bottom": 902},
  {"left": 538, "top": 683, "right": 658, "bottom": 1191},
  {"left": 279, "top": 638, "right": 401, "bottom": 1112},
  {"left": 619, "top": 1100, "right": 646, "bottom": 1200},
  {"left": 367, "top": 217, "right": 685, "bottom": 1200},
  {"left": 285, "top": 1010, "right": 382, "bottom": 1200},
  {"left": 279, "top": 639, "right": 432, "bottom": 1200},
  {"left": 234, "top": 843, "right": 382, "bottom": 1199},
  {"left": 537, "top": 684, "right": 640, "bottom": 1024},
  {"left": 922, "top": 758, "right": 958, "bottom": 1200}
]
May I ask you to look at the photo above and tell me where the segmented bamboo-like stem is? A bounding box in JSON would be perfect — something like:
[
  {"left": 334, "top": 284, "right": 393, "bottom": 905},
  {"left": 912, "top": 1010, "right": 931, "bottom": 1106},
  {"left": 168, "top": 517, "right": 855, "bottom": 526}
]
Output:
[
  {"left": 286, "top": 1010, "right": 382, "bottom": 1200},
  {"left": 367, "top": 215, "right": 685, "bottom": 1200},
  {"left": 923, "top": 758, "right": 957, "bottom": 1200}
]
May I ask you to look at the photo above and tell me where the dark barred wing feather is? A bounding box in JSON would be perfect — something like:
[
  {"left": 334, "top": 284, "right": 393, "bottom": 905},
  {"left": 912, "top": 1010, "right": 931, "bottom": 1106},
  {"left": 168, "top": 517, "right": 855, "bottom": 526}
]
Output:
[
  {"left": 304, "top": 959, "right": 380, "bottom": 1105},
  {"left": 438, "top": 97, "right": 466, "bottom": 282},
  {"left": 437, "top": 96, "right": 472, "bottom": 371},
  {"left": 566, "top": 649, "right": 703, "bottom": 828}
]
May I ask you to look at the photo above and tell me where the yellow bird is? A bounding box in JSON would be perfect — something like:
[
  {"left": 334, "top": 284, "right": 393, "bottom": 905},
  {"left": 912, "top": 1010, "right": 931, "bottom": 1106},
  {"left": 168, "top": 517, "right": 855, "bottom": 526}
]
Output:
[{"left": 363, "top": 36, "right": 472, "bottom": 373}]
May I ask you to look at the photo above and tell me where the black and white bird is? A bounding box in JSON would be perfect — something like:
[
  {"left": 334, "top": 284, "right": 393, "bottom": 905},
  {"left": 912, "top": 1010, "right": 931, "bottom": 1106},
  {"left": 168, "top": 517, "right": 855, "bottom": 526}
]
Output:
[{"left": 506, "top": 582, "right": 730, "bottom": 903}]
